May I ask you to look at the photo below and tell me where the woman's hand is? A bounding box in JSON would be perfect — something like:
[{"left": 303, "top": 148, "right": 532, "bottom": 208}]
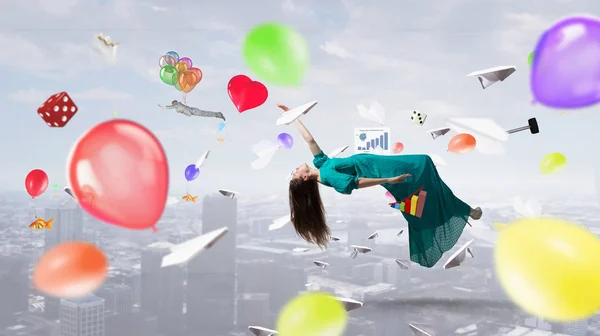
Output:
[
  {"left": 387, "top": 174, "right": 411, "bottom": 184},
  {"left": 157, "top": 104, "right": 165, "bottom": 110},
  {"left": 277, "top": 104, "right": 290, "bottom": 112}
]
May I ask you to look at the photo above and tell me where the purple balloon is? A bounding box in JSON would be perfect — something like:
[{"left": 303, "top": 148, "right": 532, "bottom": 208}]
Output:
[
  {"left": 184, "top": 164, "right": 200, "bottom": 182},
  {"left": 180, "top": 57, "right": 193, "bottom": 69},
  {"left": 531, "top": 16, "right": 600, "bottom": 109},
  {"left": 277, "top": 133, "right": 294, "bottom": 149}
]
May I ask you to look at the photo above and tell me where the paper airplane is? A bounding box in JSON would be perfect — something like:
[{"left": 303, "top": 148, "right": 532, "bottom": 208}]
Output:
[
  {"left": 276, "top": 101, "right": 317, "bottom": 126},
  {"left": 293, "top": 247, "right": 310, "bottom": 253},
  {"left": 397, "top": 229, "right": 404, "bottom": 237},
  {"left": 335, "top": 297, "right": 363, "bottom": 312},
  {"left": 328, "top": 145, "right": 349, "bottom": 158},
  {"left": 161, "top": 227, "right": 228, "bottom": 267},
  {"left": 330, "top": 236, "right": 340, "bottom": 241},
  {"left": 367, "top": 232, "right": 378, "bottom": 240},
  {"left": 248, "top": 326, "right": 278, "bottom": 336},
  {"left": 269, "top": 214, "right": 291, "bottom": 231},
  {"left": 305, "top": 283, "right": 313, "bottom": 287},
  {"left": 466, "top": 65, "right": 516, "bottom": 89},
  {"left": 513, "top": 196, "right": 542, "bottom": 218},
  {"left": 395, "top": 259, "right": 410, "bottom": 269},
  {"left": 313, "top": 260, "right": 329, "bottom": 268},
  {"left": 92, "top": 33, "right": 119, "bottom": 65},
  {"left": 357, "top": 101, "right": 385, "bottom": 125},
  {"left": 195, "top": 150, "right": 210, "bottom": 168},
  {"left": 443, "top": 239, "right": 474, "bottom": 269},
  {"left": 446, "top": 118, "right": 509, "bottom": 155},
  {"left": 251, "top": 140, "right": 280, "bottom": 170},
  {"left": 428, "top": 127, "right": 451, "bottom": 139},
  {"left": 408, "top": 323, "right": 434, "bottom": 336},
  {"left": 350, "top": 245, "right": 372, "bottom": 259},
  {"left": 335, "top": 220, "right": 345, "bottom": 224},
  {"left": 218, "top": 189, "right": 237, "bottom": 199},
  {"left": 64, "top": 187, "right": 74, "bottom": 198}
]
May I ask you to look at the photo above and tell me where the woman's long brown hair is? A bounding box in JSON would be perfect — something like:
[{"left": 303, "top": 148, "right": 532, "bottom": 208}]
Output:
[{"left": 288, "top": 178, "right": 329, "bottom": 248}]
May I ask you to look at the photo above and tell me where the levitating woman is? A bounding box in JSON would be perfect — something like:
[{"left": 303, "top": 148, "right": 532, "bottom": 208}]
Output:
[{"left": 280, "top": 104, "right": 482, "bottom": 268}]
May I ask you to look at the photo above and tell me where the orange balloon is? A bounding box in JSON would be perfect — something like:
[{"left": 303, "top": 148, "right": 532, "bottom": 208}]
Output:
[
  {"left": 179, "top": 70, "right": 198, "bottom": 93},
  {"left": 189, "top": 67, "right": 203, "bottom": 84},
  {"left": 175, "top": 61, "right": 188, "bottom": 73},
  {"left": 33, "top": 241, "right": 108, "bottom": 298},
  {"left": 392, "top": 142, "right": 404, "bottom": 153},
  {"left": 448, "top": 133, "right": 476, "bottom": 154}
]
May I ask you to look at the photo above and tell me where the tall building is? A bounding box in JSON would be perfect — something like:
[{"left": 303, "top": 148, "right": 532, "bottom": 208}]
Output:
[
  {"left": 59, "top": 296, "right": 105, "bottom": 336},
  {"left": 44, "top": 201, "right": 84, "bottom": 320},
  {"left": 186, "top": 194, "right": 237, "bottom": 335},
  {"left": 95, "top": 284, "right": 133, "bottom": 334},
  {"left": 0, "top": 252, "right": 28, "bottom": 328},
  {"left": 140, "top": 242, "right": 184, "bottom": 336},
  {"left": 553, "top": 319, "right": 589, "bottom": 336}
]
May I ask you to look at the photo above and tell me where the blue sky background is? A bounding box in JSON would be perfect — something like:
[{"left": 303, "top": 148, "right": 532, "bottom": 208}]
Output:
[{"left": 2, "top": 0, "right": 600, "bottom": 200}]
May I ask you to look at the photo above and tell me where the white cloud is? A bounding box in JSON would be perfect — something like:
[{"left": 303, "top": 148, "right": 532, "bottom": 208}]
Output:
[
  {"left": 496, "top": 13, "right": 552, "bottom": 55},
  {"left": 281, "top": 0, "right": 313, "bottom": 16},
  {"left": 320, "top": 42, "right": 354, "bottom": 59},
  {"left": 8, "top": 88, "right": 133, "bottom": 103},
  {"left": 37, "top": 0, "right": 78, "bottom": 16}
]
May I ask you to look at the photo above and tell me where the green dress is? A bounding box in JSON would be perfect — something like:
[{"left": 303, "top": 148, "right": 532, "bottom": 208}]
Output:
[{"left": 313, "top": 152, "right": 471, "bottom": 268}]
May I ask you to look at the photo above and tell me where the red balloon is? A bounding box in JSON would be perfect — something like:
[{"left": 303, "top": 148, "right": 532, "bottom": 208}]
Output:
[
  {"left": 25, "top": 169, "right": 49, "bottom": 198},
  {"left": 392, "top": 142, "right": 404, "bottom": 154},
  {"left": 228, "top": 74, "right": 268, "bottom": 112},
  {"left": 448, "top": 133, "right": 477, "bottom": 154},
  {"left": 67, "top": 119, "right": 169, "bottom": 231}
]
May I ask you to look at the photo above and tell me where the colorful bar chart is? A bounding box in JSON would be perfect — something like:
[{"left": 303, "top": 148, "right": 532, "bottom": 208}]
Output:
[
  {"left": 354, "top": 128, "right": 391, "bottom": 154},
  {"left": 389, "top": 190, "right": 427, "bottom": 218}
]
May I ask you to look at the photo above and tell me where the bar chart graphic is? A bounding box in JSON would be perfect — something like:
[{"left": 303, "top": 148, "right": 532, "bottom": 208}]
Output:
[{"left": 354, "top": 128, "right": 391, "bottom": 154}]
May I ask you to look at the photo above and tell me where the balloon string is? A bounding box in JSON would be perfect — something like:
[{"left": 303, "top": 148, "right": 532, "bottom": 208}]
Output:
[
  {"left": 183, "top": 93, "right": 187, "bottom": 104},
  {"left": 186, "top": 181, "right": 188, "bottom": 194},
  {"left": 33, "top": 207, "right": 37, "bottom": 218}
]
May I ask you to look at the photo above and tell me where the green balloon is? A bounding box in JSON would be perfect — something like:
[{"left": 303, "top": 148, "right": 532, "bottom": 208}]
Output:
[
  {"left": 528, "top": 51, "right": 534, "bottom": 67},
  {"left": 160, "top": 65, "right": 178, "bottom": 85},
  {"left": 174, "top": 81, "right": 182, "bottom": 91},
  {"left": 243, "top": 23, "right": 309, "bottom": 86}
]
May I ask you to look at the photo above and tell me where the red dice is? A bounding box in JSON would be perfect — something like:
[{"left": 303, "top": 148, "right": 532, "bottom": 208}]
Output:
[{"left": 37, "top": 92, "right": 78, "bottom": 127}]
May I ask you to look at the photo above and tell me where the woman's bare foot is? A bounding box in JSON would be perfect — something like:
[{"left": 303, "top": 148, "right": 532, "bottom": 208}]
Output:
[{"left": 470, "top": 207, "right": 483, "bottom": 220}]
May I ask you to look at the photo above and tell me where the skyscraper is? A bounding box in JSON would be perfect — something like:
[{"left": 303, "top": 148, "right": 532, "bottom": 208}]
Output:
[
  {"left": 553, "top": 319, "right": 589, "bottom": 336},
  {"left": 186, "top": 194, "right": 237, "bottom": 335},
  {"left": 44, "top": 200, "right": 84, "bottom": 320},
  {"left": 95, "top": 284, "right": 133, "bottom": 334},
  {"left": 140, "top": 242, "right": 184, "bottom": 335},
  {"left": 0, "top": 252, "right": 28, "bottom": 328},
  {"left": 59, "top": 296, "right": 105, "bottom": 336}
]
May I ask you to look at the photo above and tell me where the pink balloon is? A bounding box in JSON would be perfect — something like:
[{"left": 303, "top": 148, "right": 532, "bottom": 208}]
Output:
[
  {"left": 385, "top": 191, "right": 394, "bottom": 200},
  {"left": 179, "top": 57, "right": 193, "bottom": 69},
  {"left": 67, "top": 119, "right": 169, "bottom": 231}
]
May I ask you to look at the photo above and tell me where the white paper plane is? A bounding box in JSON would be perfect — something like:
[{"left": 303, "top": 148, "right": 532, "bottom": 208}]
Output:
[
  {"left": 397, "top": 229, "right": 404, "bottom": 237},
  {"left": 350, "top": 245, "right": 372, "bottom": 259},
  {"left": 314, "top": 260, "right": 329, "bottom": 268},
  {"left": 446, "top": 118, "right": 508, "bottom": 155},
  {"left": 92, "top": 33, "right": 119, "bottom": 65},
  {"left": 395, "top": 259, "right": 410, "bottom": 269},
  {"left": 335, "top": 297, "right": 363, "bottom": 312},
  {"left": 513, "top": 196, "right": 542, "bottom": 218},
  {"left": 328, "top": 145, "right": 349, "bottom": 158},
  {"left": 218, "top": 189, "right": 237, "bottom": 199},
  {"left": 428, "top": 127, "right": 451, "bottom": 139},
  {"left": 330, "top": 236, "right": 340, "bottom": 241},
  {"left": 305, "top": 283, "right": 313, "bottom": 287},
  {"left": 293, "top": 247, "right": 310, "bottom": 253},
  {"left": 357, "top": 101, "right": 385, "bottom": 125},
  {"left": 161, "top": 227, "right": 228, "bottom": 267},
  {"left": 443, "top": 239, "right": 474, "bottom": 269},
  {"left": 408, "top": 323, "right": 434, "bottom": 336},
  {"left": 367, "top": 232, "right": 378, "bottom": 240},
  {"left": 248, "top": 326, "right": 278, "bottom": 336},
  {"left": 466, "top": 65, "right": 516, "bottom": 89},
  {"left": 195, "top": 150, "right": 210, "bottom": 168},
  {"left": 335, "top": 220, "right": 345, "bottom": 224},
  {"left": 251, "top": 140, "right": 280, "bottom": 170},
  {"left": 64, "top": 187, "right": 74, "bottom": 198},
  {"left": 269, "top": 214, "right": 291, "bottom": 231},
  {"left": 276, "top": 101, "right": 318, "bottom": 126}
]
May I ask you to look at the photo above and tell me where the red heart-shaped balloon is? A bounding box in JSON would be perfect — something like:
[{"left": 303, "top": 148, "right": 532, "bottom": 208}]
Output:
[{"left": 227, "top": 75, "right": 268, "bottom": 113}]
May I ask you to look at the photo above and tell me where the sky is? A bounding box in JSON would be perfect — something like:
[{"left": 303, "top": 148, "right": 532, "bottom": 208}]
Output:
[{"left": 2, "top": 0, "right": 600, "bottom": 200}]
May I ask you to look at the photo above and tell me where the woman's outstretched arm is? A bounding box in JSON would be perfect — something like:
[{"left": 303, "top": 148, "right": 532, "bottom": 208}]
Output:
[{"left": 277, "top": 104, "right": 322, "bottom": 155}]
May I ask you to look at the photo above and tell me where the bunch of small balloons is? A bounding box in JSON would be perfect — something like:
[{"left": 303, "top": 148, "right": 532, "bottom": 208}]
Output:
[{"left": 159, "top": 51, "right": 203, "bottom": 94}]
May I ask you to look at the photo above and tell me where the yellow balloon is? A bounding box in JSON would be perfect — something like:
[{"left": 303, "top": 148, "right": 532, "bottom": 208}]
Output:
[
  {"left": 495, "top": 218, "right": 600, "bottom": 321},
  {"left": 175, "top": 61, "right": 188, "bottom": 73},
  {"left": 277, "top": 292, "right": 347, "bottom": 336},
  {"left": 540, "top": 152, "right": 567, "bottom": 175}
]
